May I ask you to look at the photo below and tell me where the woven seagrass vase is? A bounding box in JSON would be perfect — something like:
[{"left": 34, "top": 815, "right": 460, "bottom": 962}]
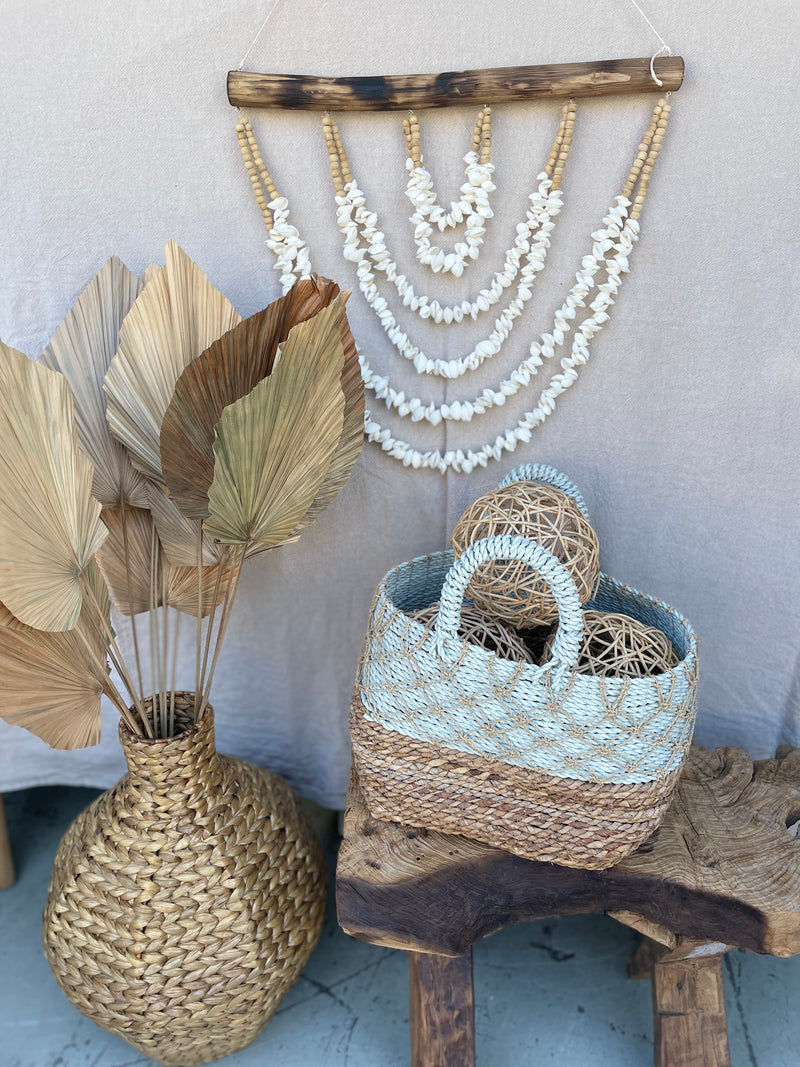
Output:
[{"left": 42, "top": 694, "right": 327, "bottom": 1067}]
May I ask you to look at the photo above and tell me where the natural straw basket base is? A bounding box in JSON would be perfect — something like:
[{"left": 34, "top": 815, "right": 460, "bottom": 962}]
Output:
[
  {"left": 351, "top": 693, "right": 681, "bottom": 869},
  {"left": 42, "top": 694, "right": 327, "bottom": 1067}
]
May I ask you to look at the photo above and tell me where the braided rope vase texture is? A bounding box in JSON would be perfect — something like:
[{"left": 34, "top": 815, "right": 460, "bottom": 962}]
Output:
[{"left": 42, "top": 695, "right": 327, "bottom": 1067}]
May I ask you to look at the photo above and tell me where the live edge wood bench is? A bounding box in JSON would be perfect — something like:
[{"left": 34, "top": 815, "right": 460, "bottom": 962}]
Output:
[{"left": 336, "top": 745, "right": 800, "bottom": 1067}]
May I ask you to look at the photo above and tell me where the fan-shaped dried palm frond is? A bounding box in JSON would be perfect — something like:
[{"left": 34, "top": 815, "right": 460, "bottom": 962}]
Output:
[
  {"left": 144, "top": 484, "right": 226, "bottom": 566},
  {"left": 96, "top": 505, "right": 156, "bottom": 615},
  {"left": 169, "top": 564, "right": 233, "bottom": 618},
  {"left": 205, "top": 299, "right": 347, "bottom": 546},
  {"left": 0, "top": 341, "right": 108, "bottom": 631},
  {"left": 141, "top": 262, "right": 162, "bottom": 286},
  {"left": 0, "top": 599, "right": 111, "bottom": 749},
  {"left": 290, "top": 288, "right": 363, "bottom": 530},
  {"left": 96, "top": 505, "right": 231, "bottom": 618},
  {"left": 40, "top": 257, "right": 150, "bottom": 509},
  {"left": 104, "top": 241, "right": 242, "bottom": 483},
  {"left": 160, "top": 276, "right": 349, "bottom": 519},
  {"left": 83, "top": 557, "right": 112, "bottom": 642}
]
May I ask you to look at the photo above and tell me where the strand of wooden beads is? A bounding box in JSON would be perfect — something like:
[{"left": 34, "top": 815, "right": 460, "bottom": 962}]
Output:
[
  {"left": 630, "top": 101, "right": 670, "bottom": 221},
  {"left": 479, "top": 105, "right": 492, "bottom": 165},
  {"left": 551, "top": 102, "right": 575, "bottom": 191},
  {"left": 470, "top": 109, "right": 484, "bottom": 155},
  {"left": 236, "top": 120, "right": 275, "bottom": 229},
  {"left": 405, "top": 111, "right": 422, "bottom": 168},
  {"left": 323, "top": 114, "right": 345, "bottom": 196},
  {"left": 622, "top": 100, "right": 662, "bottom": 200},
  {"left": 331, "top": 118, "right": 353, "bottom": 186}
]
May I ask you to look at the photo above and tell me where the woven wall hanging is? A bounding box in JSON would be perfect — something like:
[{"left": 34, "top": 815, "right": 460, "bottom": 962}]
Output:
[{"left": 229, "top": 3, "right": 682, "bottom": 474}]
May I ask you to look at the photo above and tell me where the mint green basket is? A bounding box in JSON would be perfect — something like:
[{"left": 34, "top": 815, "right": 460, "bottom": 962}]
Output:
[{"left": 353, "top": 465, "right": 698, "bottom": 867}]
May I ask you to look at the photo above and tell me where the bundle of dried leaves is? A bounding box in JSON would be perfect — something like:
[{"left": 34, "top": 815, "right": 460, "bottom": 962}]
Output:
[{"left": 0, "top": 245, "right": 363, "bottom": 745}]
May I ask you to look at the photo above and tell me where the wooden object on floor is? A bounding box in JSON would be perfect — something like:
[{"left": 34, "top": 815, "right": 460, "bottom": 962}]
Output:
[
  {"left": 227, "top": 56, "right": 685, "bottom": 110},
  {"left": 337, "top": 744, "right": 800, "bottom": 1066},
  {"left": 653, "top": 952, "right": 730, "bottom": 1067},
  {"left": 409, "top": 949, "right": 475, "bottom": 1067},
  {"left": 626, "top": 933, "right": 732, "bottom": 1066},
  {"left": 0, "top": 794, "right": 15, "bottom": 889}
]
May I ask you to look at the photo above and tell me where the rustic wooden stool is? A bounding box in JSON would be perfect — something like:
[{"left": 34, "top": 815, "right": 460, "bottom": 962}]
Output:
[{"left": 337, "top": 745, "right": 800, "bottom": 1067}]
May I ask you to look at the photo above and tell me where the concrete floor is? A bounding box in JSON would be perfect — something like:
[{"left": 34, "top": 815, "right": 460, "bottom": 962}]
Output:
[{"left": 1, "top": 785, "right": 798, "bottom": 1066}]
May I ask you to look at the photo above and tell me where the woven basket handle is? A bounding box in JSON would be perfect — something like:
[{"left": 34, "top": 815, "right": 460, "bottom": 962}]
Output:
[
  {"left": 497, "top": 464, "right": 590, "bottom": 520},
  {"left": 435, "top": 535, "right": 584, "bottom": 687}
]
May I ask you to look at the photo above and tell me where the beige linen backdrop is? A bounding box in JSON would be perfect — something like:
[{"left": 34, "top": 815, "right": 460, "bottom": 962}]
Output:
[{"left": 0, "top": 0, "right": 798, "bottom": 806}]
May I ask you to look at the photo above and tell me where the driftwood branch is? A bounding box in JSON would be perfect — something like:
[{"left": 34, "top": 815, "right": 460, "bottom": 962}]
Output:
[{"left": 228, "top": 56, "right": 684, "bottom": 111}]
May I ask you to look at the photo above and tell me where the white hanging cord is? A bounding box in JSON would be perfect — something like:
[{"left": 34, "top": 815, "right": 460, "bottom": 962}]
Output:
[
  {"left": 237, "top": 0, "right": 284, "bottom": 71},
  {"left": 625, "top": 0, "right": 673, "bottom": 86}
]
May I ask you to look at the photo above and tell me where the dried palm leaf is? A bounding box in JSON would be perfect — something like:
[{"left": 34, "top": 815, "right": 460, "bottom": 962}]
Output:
[
  {"left": 96, "top": 505, "right": 157, "bottom": 615},
  {"left": 142, "top": 262, "right": 162, "bottom": 286},
  {"left": 104, "top": 241, "right": 242, "bottom": 483},
  {"left": 40, "top": 257, "right": 150, "bottom": 509},
  {"left": 83, "top": 557, "right": 113, "bottom": 642},
  {"left": 205, "top": 299, "right": 347, "bottom": 546},
  {"left": 169, "top": 564, "right": 233, "bottom": 618},
  {"left": 144, "top": 483, "right": 226, "bottom": 566},
  {"left": 96, "top": 504, "right": 231, "bottom": 618},
  {"left": 161, "top": 275, "right": 349, "bottom": 519},
  {"left": 0, "top": 341, "right": 108, "bottom": 631},
  {"left": 0, "top": 598, "right": 111, "bottom": 749},
  {"left": 291, "top": 286, "right": 364, "bottom": 531}
]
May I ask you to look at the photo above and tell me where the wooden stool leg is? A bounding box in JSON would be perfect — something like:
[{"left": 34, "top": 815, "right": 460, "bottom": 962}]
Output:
[
  {"left": 409, "top": 948, "right": 475, "bottom": 1067},
  {"left": 0, "top": 795, "right": 16, "bottom": 889},
  {"left": 652, "top": 954, "right": 730, "bottom": 1067}
]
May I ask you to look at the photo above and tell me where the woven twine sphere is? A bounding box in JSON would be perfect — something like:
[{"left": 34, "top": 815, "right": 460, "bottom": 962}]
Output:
[
  {"left": 543, "top": 610, "right": 679, "bottom": 676},
  {"left": 42, "top": 695, "right": 327, "bottom": 1067},
  {"left": 413, "top": 600, "right": 533, "bottom": 662},
  {"left": 451, "top": 481, "right": 600, "bottom": 627}
]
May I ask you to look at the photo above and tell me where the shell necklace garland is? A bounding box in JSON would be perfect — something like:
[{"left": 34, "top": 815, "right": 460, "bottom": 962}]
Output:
[
  {"left": 323, "top": 103, "right": 574, "bottom": 336},
  {"left": 402, "top": 107, "right": 496, "bottom": 275},
  {"left": 236, "top": 97, "right": 670, "bottom": 473}
]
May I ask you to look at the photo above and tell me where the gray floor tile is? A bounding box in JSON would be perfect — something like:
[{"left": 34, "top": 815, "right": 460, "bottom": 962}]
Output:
[{"left": 1, "top": 786, "right": 799, "bottom": 1066}]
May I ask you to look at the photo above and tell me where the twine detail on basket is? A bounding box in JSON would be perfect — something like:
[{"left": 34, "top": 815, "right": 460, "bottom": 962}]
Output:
[
  {"left": 542, "top": 609, "right": 679, "bottom": 676},
  {"left": 42, "top": 694, "right": 327, "bottom": 1067},
  {"left": 451, "top": 480, "right": 600, "bottom": 627}
]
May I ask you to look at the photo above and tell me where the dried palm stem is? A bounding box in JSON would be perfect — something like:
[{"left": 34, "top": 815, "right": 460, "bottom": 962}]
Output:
[
  {"left": 197, "top": 543, "right": 247, "bottom": 720},
  {"left": 170, "top": 611, "right": 181, "bottom": 737},
  {"left": 197, "top": 550, "right": 229, "bottom": 702},
  {"left": 119, "top": 499, "right": 144, "bottom": 699},
  {"left": 78, "top": 570, "right": 150, "bottom": 735},
  {"left": 160, "top": 552, "right": 169, "bottom": 737}
]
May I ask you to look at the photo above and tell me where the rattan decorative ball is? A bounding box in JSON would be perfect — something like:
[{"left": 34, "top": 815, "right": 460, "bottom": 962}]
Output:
[
  {"left": 451, "top": 481, "right": 600, "bottom": 627},
  {"left": 543, "top": 610, "right": 679, "bottom": 676},
  {"left": 413, "top": 601, "right": 533, "bottom": 663}
]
